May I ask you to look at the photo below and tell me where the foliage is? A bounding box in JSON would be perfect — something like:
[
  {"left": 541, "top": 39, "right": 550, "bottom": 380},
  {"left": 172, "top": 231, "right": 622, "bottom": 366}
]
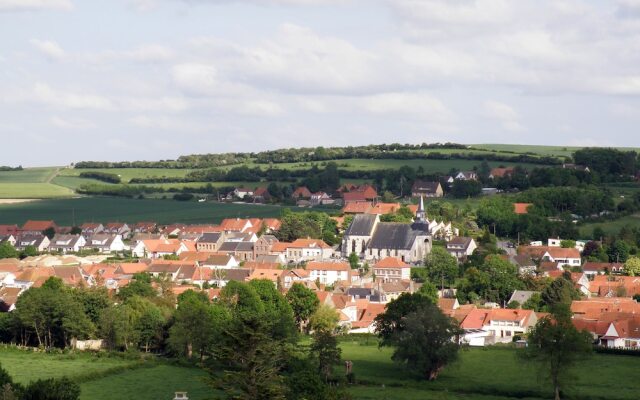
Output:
[
  {"left": 374, "top": 293, "right": 434, "bottom": 347},
  {"left": 22, "top": 377, "right": 80, "bottom": 400},
  {"left": 79, "top": 171, "right": 121, "bottom": 184},
  {"left": 521, "top": 304, "right": 593, "bottom": 400},
  {"left": 382, "top": 302, "right": 462, "bottom": 380},
  {"left": 286, "top": 283, "right": 320, "bottom": 332},
  {"left": 541, "top": 275, "right": 581, "bottom": 310},
  {"left": 308, "top": 305, "right": 340, "bottom": 333},
  {"left": 416, "top": 280, "right": 439, "bottom": 304},
  {"left": 0, "top": 243, "right": 18, "bottom": 260},
  {"left": 310, "top": 330, "right": 342, "bottom": 382},
  {"left": 424, "top": 247, "right": 459, "bottom": 286},
  {"left": 276, "top": 210, "right": 339, "bottom": 245},
  {"left": 624, "top": 256, "right": 640, "bottom": 276}
]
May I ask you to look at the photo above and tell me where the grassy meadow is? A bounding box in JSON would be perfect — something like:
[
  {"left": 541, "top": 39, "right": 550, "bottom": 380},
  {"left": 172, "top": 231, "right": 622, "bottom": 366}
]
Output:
[
  {"left": 0, "top": 197, "right": 301, "bottom": 226},
  {"left": 1, "top": 343, "right": 639, "bottom": 400},
  {"left": 341, "top": 341, "right": 640, "bottom": 400}
]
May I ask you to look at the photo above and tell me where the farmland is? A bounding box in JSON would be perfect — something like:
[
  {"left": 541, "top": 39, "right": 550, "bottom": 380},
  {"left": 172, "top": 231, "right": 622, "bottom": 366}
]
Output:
[{"left": 0, "top": 197, "right": 302, "bottom": 226}]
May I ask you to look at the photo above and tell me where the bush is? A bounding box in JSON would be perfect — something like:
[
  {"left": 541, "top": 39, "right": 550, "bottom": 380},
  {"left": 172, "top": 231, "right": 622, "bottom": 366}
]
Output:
[{"left": 173, "top": 193, "right": 195, "bottom": 201}]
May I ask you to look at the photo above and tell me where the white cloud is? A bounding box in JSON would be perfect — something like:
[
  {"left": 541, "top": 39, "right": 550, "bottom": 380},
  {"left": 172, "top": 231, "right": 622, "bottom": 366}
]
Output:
[
  {"left": 0, "top": 0, "right": 72, "bottom": 12},
  {"left": 50, "top": 115, "right": 95, "bottom": 130},
  {"left": 29, "top": 39, "right": 66, "bottom": 60},
  {"left": 483, "top": 100, "right": 523, "bottom": 132},
  {"left": 33, "top": 83, "right": 114, "bottom": 110}
]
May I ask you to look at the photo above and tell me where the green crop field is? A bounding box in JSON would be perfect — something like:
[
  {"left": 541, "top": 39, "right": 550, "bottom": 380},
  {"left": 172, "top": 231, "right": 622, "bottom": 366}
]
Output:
[
  {"left": 474, "top": 144, "right": 640, "bottom": 158},
  {"left": 341, "top": 340, "right": 640, "bottom": 400},
  {"left": 0, "top": 167, "right": 75, "bottom": 199},
  {"left": 579, "top": 213, "right": 640, "bottom": 238},
  {"left": 57, "top": 168, "right": 198, "bottom": 183},
  {"left": 0, "top": 197, "right": 303, "bottom": 225}
]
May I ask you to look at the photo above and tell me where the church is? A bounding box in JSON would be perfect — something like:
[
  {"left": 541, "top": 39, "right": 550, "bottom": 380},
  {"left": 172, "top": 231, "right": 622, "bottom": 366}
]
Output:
[{"left": 341, "top": 197, "right": 438, "bottom": 264}]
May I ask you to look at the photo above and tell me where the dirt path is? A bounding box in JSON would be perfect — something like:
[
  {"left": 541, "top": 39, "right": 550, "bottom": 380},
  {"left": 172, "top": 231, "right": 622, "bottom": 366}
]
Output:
[{"left": 45, "top": 167, "right": 61, "bottom": 184}]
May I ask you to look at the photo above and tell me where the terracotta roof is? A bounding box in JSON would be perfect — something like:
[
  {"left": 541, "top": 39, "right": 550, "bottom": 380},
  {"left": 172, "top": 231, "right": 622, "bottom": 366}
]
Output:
[
  {"left": 374, "top": 257, "right": 409, "bottom": 269},
  {"left": 289, "top": 238, "right": 331, "bottom": 249},
  {"left": 22, "top": 220, "right": 55, "bottom": 231},
  {"left": 248, "top": 269, "right": 283, "bottom": 282},
  {"left": 367, "top": 203, "right": 401, "bottom": 215},
  {"left": 513, "top": 203, "right": 533, "bottom": 214},
  {"left": 307, "top": 261, "right": 350, "bottom": 272},
  {"left": 546, "top": 247, "right": 580, "bottom": 259},
  {"left": 342, "top": 202, "right": 373, "bottom": 214}
]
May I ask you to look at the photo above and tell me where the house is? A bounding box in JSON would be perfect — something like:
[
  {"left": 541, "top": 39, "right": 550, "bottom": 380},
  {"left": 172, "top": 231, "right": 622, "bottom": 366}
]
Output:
[
  {"left": 0, "top": 235, "right": 16, "bottom": 247},
  {"left": 218, "top": 241, "right": 255, "bottom": 261},
  {"left": 104, "top": 223, "right": 131, "bottom": 237},
  {"left": 133, "top": 222, "right": 157, "bottom": 233},
  {"left": 14, "top": 235, "right": 50, "bottom": 252},
  {"left": 285, "top": 239, "right": 333, "bottom": 263},
  {"left": 460, "top": 308, "right": 538, "bottom": 346},
  {"left": 85, "top": 234, "right": 126, "bottom": 253},
  {"left": 341, "top": 184, "right": 378, "bottom": 204},
  {"left": 0, "top": 286, "right": 24, "bottom": 312},
  {"left": 562, "top": 163, "right": 590, "bottom": 173},
  {"left": 513, "top": 203, "right": 533, "bottom": 215},
  {"left": 80, "top": 223, "right": 104, "bottom": 236},
  {"left": 342, "top": 202, "right": 374, "bottom": 214},
  {"left": 411, "top": 181, "right": 443, "bottom": 198},
  {"left": 0, "top": 225, "right": 19, "bottom": 236},
  {"left": 254, "top": 235, "right": 279, "bottom": 259},
  {"left": 209, "top": 268, "right": 252, "bottom": 288},
  {"left": 281, "top": 269, "right": 311, "bottom": 289},
  {"left": 510, "top": 254, "right": 537, "bottom": 275},
  {"left": 310, "top": 192, "right": 332, "bottom": 206},
  {"left": 582, "top": 262, "right": 624, "bottom": 276},
  {"left": 196, "top": 232, "right": 224, "bottom": 252},
  {"left": 132, "top": 239, "right": 189, "bottom": 258},
  {"left": 307, "top": 261, "right": 351, "bottom": 285},
  {"left": 373, "top": 257, "right": 411, "bottom": 282},
  {"left": 446, "top": 237, "right": 477, "bottom": 261},
  {"left": 542, "top": 247, "right": 582, "bottom": 268},
  {"left": 251, "top": 187, "right": 271, "bottom": 203},
  {"left": 489, "top": 167, "right": 515, "bottom": 180},
  {"left": 48, "top": 234, "right": 86, "bottom": 253},
  {"left": 588, "top": 275, "right": 640, "bottom": 298},
  {"left": 291, "top": 186, "right": 312, "bottom": 199},
  {"left": 21, "top": 220, "right": 56, "bottom": 236},
  {"left": 447, "top": 171, "right": 477, "bottom": 184},
  {"left": 229, "top": 187, "right": 254, "bottom": 200},
  {"left": 349, "top": 302, "right": 387, "bottom": 334}
]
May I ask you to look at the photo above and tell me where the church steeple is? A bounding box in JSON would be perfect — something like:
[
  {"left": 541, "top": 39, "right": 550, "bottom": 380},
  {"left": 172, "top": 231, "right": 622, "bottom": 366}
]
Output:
[{"left": 416, "top": 195, "right": 426, "bottom": 222}]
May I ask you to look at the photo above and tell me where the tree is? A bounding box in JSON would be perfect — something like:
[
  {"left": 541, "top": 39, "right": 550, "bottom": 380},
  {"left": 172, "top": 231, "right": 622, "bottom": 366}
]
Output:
[
  {"left": 308, "top": 305, "right": 339, "bottom": 333},
  {"left": 310, "top": 330, "right": 341, "bottom": 382},
  {"left": 608, "top": 240, "right": 630, "bottom": 263},
  {"left": 521, "top": 304, "right": 592, "bottom": 400},
  {"left": 20, "top": 245, "right": 38, "bottom": 258},
  {"left": 286, "top": 283, "right": 319, "bottom": 332},
  {"left": 424, "top": 247, "right": 459, "bottom": 286},
  {"left": 117, "top": 273, "right": 155, "bottom": 300},
  {"left": 416, "top": 280, "right": 438, "bottom": 304},
  {"left": 42, "top": 228, "right": 55, "bottom": 240},
  {"left": 214, "top": 282, "right": 289, "bottom": 400},
  {"left": 348, "top": 252, "right": 359, "bottom": 269},
  {"left": 624, "top": 256, "right": 640, "bottom": 276},
  {"left": 0, "top": 243, "right": 18, "bottom": 260},
  {"left": 374, "top": 293, "right": 434, "bottom": 346},
  {"left": 541, "top": 276, "right": 580, "bottom": 310},
  {"left": 383, "top": 303, "right": 462, "bottom": 380}
]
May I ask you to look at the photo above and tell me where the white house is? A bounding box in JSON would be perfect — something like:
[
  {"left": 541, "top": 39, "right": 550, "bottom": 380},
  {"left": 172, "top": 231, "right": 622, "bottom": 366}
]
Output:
[
  {"left": 446, "top": 237, "right": 477, "bottom": 261},
  {"left": 285, "top": 239, "right": 333, "bottom": 263},
  {"left": 49, "top": 234, "right": 86, "bottom": 254},
  {"left": 543, "top": 247, "right": 582, "bottom": 268},
  {"left": 373, "top": 257, "right": 411, "bottom": 282},
  {"left": 306, "top": 261, "right": 350, "bottom": 285},
  {"left": 86, "top": 234, "right": 126, "bottom": 253},
  {"left": 132, "top": 239, "right": 188, "bottom": 258}
]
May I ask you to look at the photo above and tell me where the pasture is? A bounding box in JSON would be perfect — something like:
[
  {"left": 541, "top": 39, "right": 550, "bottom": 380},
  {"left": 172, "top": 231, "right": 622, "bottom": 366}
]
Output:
[
  {"left": 0, "top": 197, "right": 299, "bottom": 225},
  {"left": 0, "top": 167, "right": 74, "bottom": 199},
  {"left": 341, "top": 340, "right": 640, "bottom": 400}
]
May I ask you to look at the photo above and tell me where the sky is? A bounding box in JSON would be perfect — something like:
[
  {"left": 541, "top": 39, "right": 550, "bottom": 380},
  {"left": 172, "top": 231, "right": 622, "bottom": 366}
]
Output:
[{"left": 1, "top": 0, "right": 640, "bottom": 166}]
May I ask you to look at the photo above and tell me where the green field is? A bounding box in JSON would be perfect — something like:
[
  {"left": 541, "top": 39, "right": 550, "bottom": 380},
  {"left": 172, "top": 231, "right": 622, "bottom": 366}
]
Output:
[
  {"left": 0, "top": 197, "right": 301, "bottom": 225},
  {"left": 579, "top": 213, "right": 640, "bottom": 237},
  {"left": 0, "top": 167, "right": 59, "bottom": 183},
  {"left": 0, "top": 167, "right": 75, "bottom": 199},
  {"left": 1, "top": 343, "right": 639, "bottom": 400},
  {"left": 474, "top": 144, "right": 640, "bottom": 158},
  {"left": 57, "top": 167, "right": 198, "bottom": 183},
  {"left": 341, "top": 341, "right": 640, "bottom": 400}
]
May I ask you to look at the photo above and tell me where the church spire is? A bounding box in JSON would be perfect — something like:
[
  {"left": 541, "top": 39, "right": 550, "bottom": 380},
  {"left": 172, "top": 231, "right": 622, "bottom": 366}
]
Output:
[{"left": 416, "top": 195, "right": 426, "bottom": 222}]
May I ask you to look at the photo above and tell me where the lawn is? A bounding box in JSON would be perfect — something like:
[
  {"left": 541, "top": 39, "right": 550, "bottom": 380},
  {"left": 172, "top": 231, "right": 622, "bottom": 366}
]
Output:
[
  {"left": 0, "top": 347, "right": 137, "bottom": 385},
  {"left": 0, "top": 197, "right": 302, "bottom": 225},
  {"left": 79, "top": 364, "right": 214, "bottom": 400},
  {"left": 340, "top": 341, "right": 640, "bottom": 400}
]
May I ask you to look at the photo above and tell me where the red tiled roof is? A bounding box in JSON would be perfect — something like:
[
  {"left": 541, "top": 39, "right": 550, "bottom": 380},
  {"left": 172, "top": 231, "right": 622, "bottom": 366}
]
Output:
[{"left": 513, "top": 203, "right": 533, "bottom": 215}]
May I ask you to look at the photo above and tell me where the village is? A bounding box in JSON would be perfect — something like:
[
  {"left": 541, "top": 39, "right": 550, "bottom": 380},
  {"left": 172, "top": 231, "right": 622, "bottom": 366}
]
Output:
[{"left": 1, "top": 177, "right": 638, "bottom": 351}]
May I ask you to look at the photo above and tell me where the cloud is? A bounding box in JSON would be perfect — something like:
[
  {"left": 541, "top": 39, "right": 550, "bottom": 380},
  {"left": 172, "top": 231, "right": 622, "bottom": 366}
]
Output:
[
  {"left": 483, "top": 100, "right": 523, "bottom": 132},
  {"left": 0, "top": 0, "right": 72, "bottom": 12},
  {"left": 30, "top": 39, "right": 65, "bottom": 60},
  {"left": 33, "top": 83, "right": 114, "bottom": 110},
  {"left": 50, "top": 115, "right": 95, "bottom": 130}
]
